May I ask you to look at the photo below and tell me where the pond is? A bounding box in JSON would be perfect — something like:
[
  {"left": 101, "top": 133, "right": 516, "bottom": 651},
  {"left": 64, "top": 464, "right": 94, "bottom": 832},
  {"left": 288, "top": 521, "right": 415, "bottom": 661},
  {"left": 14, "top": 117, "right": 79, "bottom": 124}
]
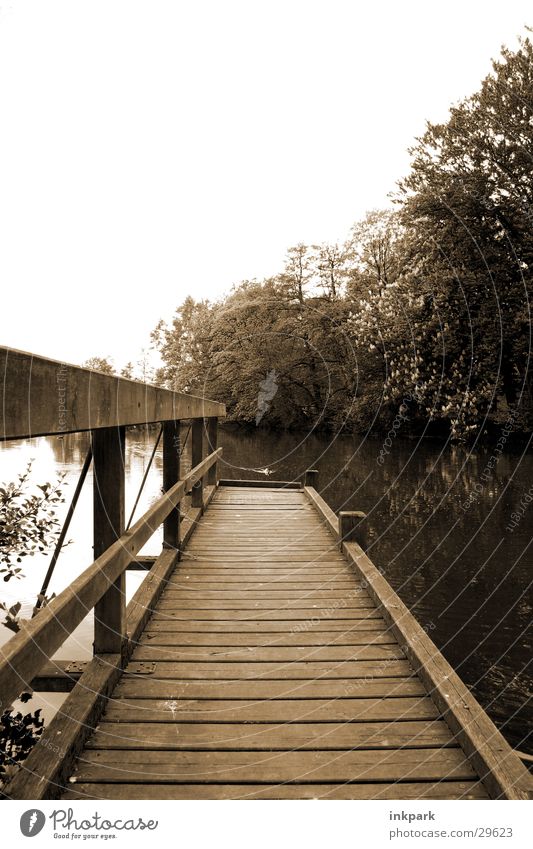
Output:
[{"left": 1, "top": 426, "right": 531, "bottom": 756}]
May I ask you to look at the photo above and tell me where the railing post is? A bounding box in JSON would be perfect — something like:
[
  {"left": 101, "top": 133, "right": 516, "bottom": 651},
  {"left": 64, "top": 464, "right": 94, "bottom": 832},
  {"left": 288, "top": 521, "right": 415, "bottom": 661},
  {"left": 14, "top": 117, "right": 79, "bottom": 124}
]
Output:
[
  {"left": 163, "top": 420, "right": 181, "bottom": 554},
  {"left": 93, "top": 426, "right": 126, "bottom": 655},
  {"left": 338, "top": 510, "right": 368, "bottom": 550},
  {"left": 191, "top": 418, "right": 205, "bottom": 508},
  {"left": 304, "top": 469, "right": 319, "bottom": 488},
  {"left": 207, "top": 416, "right": 218, "bottom": 486}
]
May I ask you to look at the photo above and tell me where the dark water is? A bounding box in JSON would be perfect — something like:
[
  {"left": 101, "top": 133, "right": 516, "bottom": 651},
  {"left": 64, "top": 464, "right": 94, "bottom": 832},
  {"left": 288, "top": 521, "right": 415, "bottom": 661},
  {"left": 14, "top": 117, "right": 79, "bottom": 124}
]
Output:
[{"left": 1, "top": 427, "right": 531, "bottom": 755}]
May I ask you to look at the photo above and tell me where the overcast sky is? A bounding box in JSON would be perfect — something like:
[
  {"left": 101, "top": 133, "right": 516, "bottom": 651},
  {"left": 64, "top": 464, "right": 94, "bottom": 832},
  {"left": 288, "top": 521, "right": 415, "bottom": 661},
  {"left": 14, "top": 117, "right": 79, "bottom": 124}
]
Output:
[{"left": 0, "top": 1, "right": 531, "bottom": 369}]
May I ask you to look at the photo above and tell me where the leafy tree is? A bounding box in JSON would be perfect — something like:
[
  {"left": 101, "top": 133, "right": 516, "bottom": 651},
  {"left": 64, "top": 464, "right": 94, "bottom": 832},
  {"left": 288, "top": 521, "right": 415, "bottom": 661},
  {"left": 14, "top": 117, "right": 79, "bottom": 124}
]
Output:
[
  {"left": 82, "top": 356, "right": 116, "bottom": 375},
  {"left": 397, "top": 33, "right": 533, "bottom": 432},
  {"left": 0, "top": 464, "right": 66, "bottom": 786}
]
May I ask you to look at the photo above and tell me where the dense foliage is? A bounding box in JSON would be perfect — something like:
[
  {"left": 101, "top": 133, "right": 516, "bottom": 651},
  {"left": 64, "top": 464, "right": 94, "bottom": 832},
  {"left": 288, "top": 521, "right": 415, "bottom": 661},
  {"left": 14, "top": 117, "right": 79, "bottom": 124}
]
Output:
[
  {"left": 0, "top": 464, "right": 66, "bottom": 785},
  {"left": 153, "top": 35, "right": 533, "bottom": 441}
]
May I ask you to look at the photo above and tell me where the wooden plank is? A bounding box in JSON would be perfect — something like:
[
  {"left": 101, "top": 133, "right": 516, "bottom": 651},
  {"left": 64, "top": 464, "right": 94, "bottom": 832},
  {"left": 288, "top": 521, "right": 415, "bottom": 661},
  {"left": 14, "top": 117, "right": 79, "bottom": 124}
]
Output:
[
  {"left": 30, "top": 660, "right": 88, "bottom": 692},
  {"left": 113, "top": 677, "right": 427, "bottom": 700},
  {"left": 123, "top": 660, "right": 412, "bottom": 679},
  {"left": 172, "top": 575, "right": 353, "bottom": 582},
  {"left": 155, "top": 598, "right": 374, "bottom": 611},
  {"left": 143, "top": 619, "right": 384, "bottom": 632},
  {"left": 150, "top": 608, "right": 380, "bottom": 620},
  {"left": 0, "top": 345, "right": 225, "bottom": 440},
  {"left": 157, "top": 590, "right": 365, "bottom": 600},
  {"left": 218, "top": 480, "right": 302, "bottom": 489},
  {"left": 69, "top": 748, "right": 478, "bottom": 784},
  {"left": 62, "top": 780, "right": 488, "bottom": 800},
  {"left": 131, "top": 645, "right": 405, "bottom": 662},
  {"left": 0, "top": 449, "right": 221, "bottom": 711},
  {"left": 93, "top": 426, "right": 126, "bottom": 654},
  {"left": 138, "top": 629, "right": 394, "bottom": 646},
  {"left": 86, "top": 719, "right": 454, "bottom": 751},
  {"left": 103, "top": 696, "right": 440, "bottom": 723},
  {"left": 341, "top": 540, "right": 533, "bottom": 800}
]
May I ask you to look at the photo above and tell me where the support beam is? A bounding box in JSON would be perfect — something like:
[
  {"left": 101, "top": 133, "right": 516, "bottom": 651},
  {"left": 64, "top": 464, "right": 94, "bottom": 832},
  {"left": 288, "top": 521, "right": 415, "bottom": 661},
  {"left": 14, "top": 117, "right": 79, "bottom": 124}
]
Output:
[
  {"left": 339, "top": 510, "right": 368, "bottom": 550},
  {"left": 207, "top": 417, "right": 218, "bottom": 486},
  {"left": 93, "top": 426, "right": 126, "bottom": 655},
  {"left": 163, "top": 420, "right": 181, "bottom": 553},
  {"left": 304, "top": 469, "right": 319, "bottom": 488},
  {"left": 191, "top": 418, "right": 205, "bottom": 509}
]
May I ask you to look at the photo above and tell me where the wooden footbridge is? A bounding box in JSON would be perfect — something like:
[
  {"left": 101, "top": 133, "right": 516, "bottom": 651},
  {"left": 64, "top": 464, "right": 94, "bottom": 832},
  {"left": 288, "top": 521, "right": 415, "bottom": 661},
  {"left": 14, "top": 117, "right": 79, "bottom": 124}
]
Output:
[{"left": 1, "top": 348, "right": 531, "bottom": 800}]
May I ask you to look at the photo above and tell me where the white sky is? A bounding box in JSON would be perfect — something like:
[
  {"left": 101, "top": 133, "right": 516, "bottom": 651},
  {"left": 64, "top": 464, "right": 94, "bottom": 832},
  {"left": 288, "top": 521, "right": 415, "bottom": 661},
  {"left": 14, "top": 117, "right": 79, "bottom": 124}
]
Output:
[{"left": 0, "top": 1, "right": 531, "bottom": 369}]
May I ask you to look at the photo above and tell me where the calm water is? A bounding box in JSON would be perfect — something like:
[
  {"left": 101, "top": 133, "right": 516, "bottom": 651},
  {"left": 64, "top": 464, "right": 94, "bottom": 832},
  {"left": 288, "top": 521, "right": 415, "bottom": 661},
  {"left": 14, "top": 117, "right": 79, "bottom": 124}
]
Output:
[{"left": 1, "top": 427, "right": 532, "bottom": 754}]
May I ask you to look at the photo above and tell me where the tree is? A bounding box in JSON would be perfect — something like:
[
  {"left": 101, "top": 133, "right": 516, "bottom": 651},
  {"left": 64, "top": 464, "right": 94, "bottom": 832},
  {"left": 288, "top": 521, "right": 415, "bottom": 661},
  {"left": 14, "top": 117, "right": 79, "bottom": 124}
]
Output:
[
  {"left": 82, "top": 356, "right": 115, "bottom": 375},
  {"left": 397, "top": 33, "right": 533, "bottom": 432}
]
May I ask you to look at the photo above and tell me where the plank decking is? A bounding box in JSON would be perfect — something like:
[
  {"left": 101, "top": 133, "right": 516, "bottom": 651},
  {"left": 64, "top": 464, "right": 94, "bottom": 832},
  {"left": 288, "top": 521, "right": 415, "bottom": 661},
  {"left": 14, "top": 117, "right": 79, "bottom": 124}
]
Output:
[{"left": 61, "top": 485, "right": 488, "bottom": 800}]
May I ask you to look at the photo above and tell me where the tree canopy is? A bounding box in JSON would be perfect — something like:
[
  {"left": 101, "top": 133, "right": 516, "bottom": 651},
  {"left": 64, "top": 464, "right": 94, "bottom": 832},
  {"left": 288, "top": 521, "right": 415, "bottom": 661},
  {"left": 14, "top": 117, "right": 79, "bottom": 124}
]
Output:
[{"left": 153, "top": 34, "right": 533, "bottom": 441}]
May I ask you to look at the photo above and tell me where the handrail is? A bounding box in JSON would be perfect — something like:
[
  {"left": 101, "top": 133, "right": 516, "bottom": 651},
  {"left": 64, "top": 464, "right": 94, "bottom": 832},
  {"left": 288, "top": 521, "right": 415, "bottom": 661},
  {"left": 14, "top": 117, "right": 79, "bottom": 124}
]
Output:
[
  {"left": 0, "top": 446, "right": 222, "bottom": 712},
  {"left": 0, "top": 346, "right": 225, "bottom": 440}
]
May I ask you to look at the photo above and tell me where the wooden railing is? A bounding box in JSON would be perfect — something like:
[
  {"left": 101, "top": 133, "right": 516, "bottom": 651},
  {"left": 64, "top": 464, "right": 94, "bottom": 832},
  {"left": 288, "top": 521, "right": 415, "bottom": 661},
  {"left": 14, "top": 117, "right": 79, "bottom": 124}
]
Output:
[{"left": 0, "top": 346, "right": 226, "bottom": 714}]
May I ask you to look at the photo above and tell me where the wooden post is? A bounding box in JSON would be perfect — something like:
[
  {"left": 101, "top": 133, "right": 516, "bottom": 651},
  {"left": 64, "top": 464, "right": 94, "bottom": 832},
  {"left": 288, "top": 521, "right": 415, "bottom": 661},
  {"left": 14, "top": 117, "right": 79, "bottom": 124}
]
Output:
[
  {"left": 163, "top": 420, "right": 181, "bottom": 553},
  {"left": 304, "top": 469, "right": 319, "bottom": 489},
  {"left": 191, "top": 418, "right": 205, "bottom": 508},
  {"left": 338, "top": 510, "right": 368, "bottom": 550},
  {"left": 207, "top": 417, "right": 218, "bottom": 486},
  {"left": 93, "top": 426, "right": 126, "bottom": 654}
]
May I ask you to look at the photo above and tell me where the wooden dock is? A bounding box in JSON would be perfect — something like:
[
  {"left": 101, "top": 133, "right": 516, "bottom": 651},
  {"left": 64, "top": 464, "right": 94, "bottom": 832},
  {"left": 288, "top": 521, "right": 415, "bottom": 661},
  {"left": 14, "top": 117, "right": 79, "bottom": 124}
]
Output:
[
  {"left": 60, "top": 484, "right": 488, "bottom": 800},
  {"left": 1, "top": 347, "right": 532, "bottom": 800}
]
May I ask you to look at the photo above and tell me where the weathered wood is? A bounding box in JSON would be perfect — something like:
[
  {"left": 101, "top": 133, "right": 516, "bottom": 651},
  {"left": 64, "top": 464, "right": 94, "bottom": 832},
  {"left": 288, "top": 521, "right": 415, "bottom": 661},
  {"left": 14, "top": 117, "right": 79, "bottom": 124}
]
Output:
[
  {"left": 191, "top": 418, "right": 204, "bottom": 509},
  {"left": 155, "top": 597, "right": 373, "bottom": 610},
  {"left": 30, "top": 660, "right": 88, "bottom": 692},
  {"left": 93, "top": 426, "right": 126, "bottom": 655},
  {"left": 86, "top": 719, "right": 454, "bottom": 751},
  {"left": 162, "top": 420, "right": 181, "bottom": 551},
  {"left": 0, "top": 346, "right": 225, "bottom": 440},
  {"left": 218, "top": 479, "right": 302, "bottom": 489},
  {"left": 114, "top": 676, "right": 427, "bottom": 700},
  {"left": 127, "top": 556, "right": 156, "bottom": 571},
  {"left": 122, "top": 659, "right": 411, "bottom": 679},
  {"left": 0, "top": 449, "right": 221, "bottom": 711},
  {"left": 339, "top": 510, "right": 368, "bottom": 549},
  {"left": 304, "top": 469, "right": 319, "bottom": 488},
  {"left": 303, "top": 485, "right": 339, "bottom": 534},
  {"left": 150, "top": 608, "right": 381, "bottom": 621},
  {"left": 62, "top": 781, "right": 488, "bottom": 800},
  {"left": 138, "top": 629, "right": 394, "bottom": 646},
  {"left": 132, "top": 644, "right": 404, "bottom": 662},
  {"left": 103, "top": 696, "right": 439, "bottom": 723},
  {"left": 143, "top": 618, "right": 382, "bottom": 632},
  {"left": 69, "top": 748, "right": 478, "bottom": 784}
]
